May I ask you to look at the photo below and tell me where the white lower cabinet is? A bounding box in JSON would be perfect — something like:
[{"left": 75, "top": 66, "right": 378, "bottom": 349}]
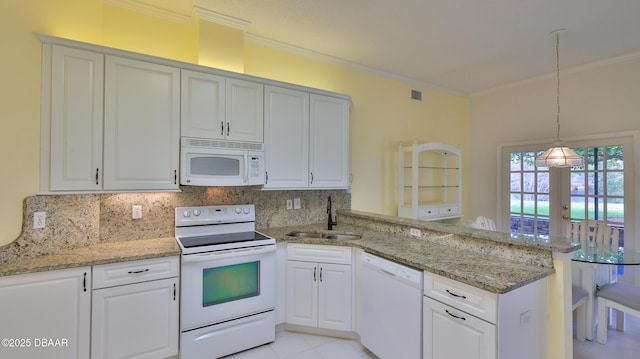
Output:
[
  {"left": 423, "top": 272, "right": 546, "bottom": 359},
  {"left": 91, "top": 256, "right": 180, "bottom": 359},
  {"left": 0, "top": 267, "right": 91, "bottom": 359},
  {"left": 286, "top": 244, "right": 352, "bottom": 331},
  {"left": 424, "top": 296, "right": 496, "bottom": 359}
]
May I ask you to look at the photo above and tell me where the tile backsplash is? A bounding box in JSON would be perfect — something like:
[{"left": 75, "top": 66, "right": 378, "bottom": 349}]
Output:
[{"left": 0, "top": 186, "right": 350, "bottom": 263}]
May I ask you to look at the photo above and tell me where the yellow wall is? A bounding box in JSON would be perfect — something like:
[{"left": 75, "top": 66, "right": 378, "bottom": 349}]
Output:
[{"left": 0, "top": 0, "right": 468, "bottom": 246}]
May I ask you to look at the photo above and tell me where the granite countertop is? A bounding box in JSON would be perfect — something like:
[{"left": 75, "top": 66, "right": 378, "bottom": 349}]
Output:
[
  {"left": 260, "top": 222, "right": 557, "bottom": 294},
  {"left": 0, "top": 237, "right": 180, "bottom": 277}
]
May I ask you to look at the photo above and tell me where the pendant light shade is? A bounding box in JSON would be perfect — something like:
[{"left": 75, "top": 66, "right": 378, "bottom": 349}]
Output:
[
  {"left": 535, "top": 30, "right": 584, "bottom": 168},
  {"left": 534, "top": 140, "right": 584, "bottom": 167}
]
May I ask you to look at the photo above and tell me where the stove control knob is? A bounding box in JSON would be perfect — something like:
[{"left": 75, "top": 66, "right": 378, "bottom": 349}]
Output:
[
  {"left": 193, "top": 209, "right": 201, "bottom": 216},
  {"left": 243, "top": 207, "right": 250, "bottom": 214},
  {"left": 235, "top": 207, "right": 242, "bottom": 214},
  {"left": 183, "top": 210, "right": 191, "bottom": 218}
]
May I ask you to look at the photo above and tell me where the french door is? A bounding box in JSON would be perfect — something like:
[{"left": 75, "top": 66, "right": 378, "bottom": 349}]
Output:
[{"left": 501, "top": 135, "right": 635, "bottom": 257}]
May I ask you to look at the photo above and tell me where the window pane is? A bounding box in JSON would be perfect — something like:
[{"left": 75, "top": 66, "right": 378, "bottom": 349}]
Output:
[
  {"left": 606, "top": 146, "right": 624, "bottom": 170},
  {"left": 607, "top": 199, "right": 624, "bottom": 224},
  {"left": 537, "top": 195, "right": 549, "bottom": 216},
  {"left": 523, "top": 173, "right": 535, "bottom": 193},
  {"left": 523, "top": 152, "right": 536, "bottom": 171},
  {"left": 570, "top": 172, "right": 585, "bottom": 194},
  {"left": 606, "top": 172, "right": 624, "bottom": 196},
  {"left": 510, "top": 152, "right": 522, "bottom": 171},
  {"left": 570, "top": 196, "right": 586, "bottom": 220},
  {"left": 510, "top": 193, "right": 521, "bottom": 213},
  {"left": 510, "top": 173, "right": 521, "bottom": 192},
  {"left": 537, "top": 172, "right": 549, "bottom": 193}
]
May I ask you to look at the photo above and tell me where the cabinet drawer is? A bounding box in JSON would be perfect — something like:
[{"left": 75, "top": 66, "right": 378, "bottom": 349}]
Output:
[
  {"left": 438, "top": 205, "right": 459, "bottom": 216},
  {"left": 418, "top": 206, "right": 438, "bottom": 218},
  {"left": 93, "top": 256, "right": 179, "bottom": 289},
  {"left": 287, "top": 244, "right": 351, "bottom": 265},
  {"left": 424, "top": 271, "right": 497, "bottom": 323}
]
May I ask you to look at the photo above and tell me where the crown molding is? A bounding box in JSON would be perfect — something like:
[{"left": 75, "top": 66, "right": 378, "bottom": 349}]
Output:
[
  {"left": 103, "top": 0, "right": 192, "bottom": 24},
  {"left": 192, "top": 6, "right": 251, "bottom": 30}
]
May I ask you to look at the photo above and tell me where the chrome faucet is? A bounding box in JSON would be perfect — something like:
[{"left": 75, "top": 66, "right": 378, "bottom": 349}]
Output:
[{"left": 327, "top": 196, "right": 338, "bottom": 230}]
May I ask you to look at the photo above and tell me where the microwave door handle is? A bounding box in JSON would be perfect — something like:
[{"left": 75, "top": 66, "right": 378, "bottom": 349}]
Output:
[{"left": 244, "top": 153, "right": 249, "bottom": 183}]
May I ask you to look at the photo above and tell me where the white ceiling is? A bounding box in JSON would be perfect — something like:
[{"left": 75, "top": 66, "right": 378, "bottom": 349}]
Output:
[{"left": 135, "top": 0, "right": 640, "bottom": 95}]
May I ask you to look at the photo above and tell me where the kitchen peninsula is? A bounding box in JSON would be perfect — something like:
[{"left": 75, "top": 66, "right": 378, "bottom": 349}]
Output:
[{"left": 263, "top": 209, "right": 577, "bottom": 293}]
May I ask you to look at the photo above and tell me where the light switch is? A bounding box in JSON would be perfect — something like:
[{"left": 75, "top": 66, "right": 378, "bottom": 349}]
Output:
[{"left": 132, "top": 205, "right": 143, "bottom": 219}]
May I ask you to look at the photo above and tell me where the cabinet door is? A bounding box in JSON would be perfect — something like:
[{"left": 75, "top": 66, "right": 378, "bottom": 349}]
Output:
[
  {"left": 264, "top": 86, "right": 309, "bottom": 188},
  {"left": 423, "top": 296, "right": 496, "bottom": 359},
  {"left": 309, "top": 94, "right": 350, "bottom": 188},
  {"left": 0, "top": 267, "right": 91, "bottom": 359},
  {"left": 286, "top": 260, "right": 318, "bottom": 327},
  {"left": 91, "top": 277, "right": 179, "bottom": 359},
  {"left": 318, "top": 263, "right": 352, "bottom": 331},
  {"left": 49, "top": 45, "right": 104, "bottom": 191},
  {"left": 226, "top": 78, "right": 264, "bottom": 142},
  {"left": 181, "top": 69, "right": 226, "bottom": 139},
  {"left": 103, "top": 56, "right": 180, "bottom": 190}
]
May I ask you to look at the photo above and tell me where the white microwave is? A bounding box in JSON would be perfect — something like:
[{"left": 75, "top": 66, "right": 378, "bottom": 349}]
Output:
[{"left": 180, "top": 137, "right": 265, "bottom": 186}]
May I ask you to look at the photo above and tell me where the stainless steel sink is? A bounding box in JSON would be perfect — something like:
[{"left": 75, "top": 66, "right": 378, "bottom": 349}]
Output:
[
  {"left": 285, "top": 231, "right": 362, "bottom": 240},
  {"left": 323, "top": 234, "right": 362, "bottom": 240},
  {"left": 286, "top": 231, "right": 324, "bottom": 238}
]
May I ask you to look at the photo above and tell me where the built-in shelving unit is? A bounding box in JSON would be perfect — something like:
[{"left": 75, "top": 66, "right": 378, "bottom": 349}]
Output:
[{"left": 398, "top": 141, "right": 462, "bottom": 221}]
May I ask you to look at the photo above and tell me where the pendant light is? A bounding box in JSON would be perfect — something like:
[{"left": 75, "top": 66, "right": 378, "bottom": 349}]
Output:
[{"left": 535, "top": 29, "right": 584, "bottom": 168}]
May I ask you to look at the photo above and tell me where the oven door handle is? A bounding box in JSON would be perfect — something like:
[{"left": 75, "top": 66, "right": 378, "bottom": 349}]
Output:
[{"left": 182, "top": 245, "right": 275, "bottom": 263}]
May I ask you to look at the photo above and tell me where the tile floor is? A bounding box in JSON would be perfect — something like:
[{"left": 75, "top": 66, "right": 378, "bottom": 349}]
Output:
[
  {"left": 223, "top": 315, "right": 639, "bottom": 359},
  {"left": 573, "top": 314, "right": 640, "bottom": 359},
  {"left": 222, "top": 331, "right": 376, "bottom": 359}
]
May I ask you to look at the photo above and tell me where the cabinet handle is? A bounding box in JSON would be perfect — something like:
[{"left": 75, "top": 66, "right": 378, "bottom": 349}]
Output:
[
  {"left": 446, "top": 289, "right": 467, "bottom": 299},
  {"left": 350, "top": 173, "right": 353, "bottom": 183},
  {"left": 319, "top": 267, "right": 323, "bottom": 282},
  {"left": 83, "top": 272, "right": 87, "bottom": 292},
  {"left": 445, "top": 309, "right": 466, "bottom": 321},
  {"left": 265, "top": 172, "right": 268, "bottom": 184},
  {"left": 128, "top": 268, "right": 150, "bottom": 274},
  {"left": 226, "top": 122, "right": 230, "bottom": 136},
  {"left": 174, "top": 169, "right": 177, "bottom": 185},
  {"left": 173, "top": 283, "right": 176, "bottom": 301},
  {"left": 95, "top": 168, "right": 99, "bottom": 185},
  {"left": 313, "top": 267, "right": 317, "bottom": 282},
  {"left": 221, "top": 121, "right": 224, "bottom": 136},
  {"left": 310, "top": 172, "right": 314, "bottom": 184}
]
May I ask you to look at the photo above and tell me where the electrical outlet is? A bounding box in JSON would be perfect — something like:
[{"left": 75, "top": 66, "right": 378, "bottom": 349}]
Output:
[
  {"left": 286, "top": 199, "right": 293, "bottom": 210},
  {"left": 33, "top": 212, "right": 46, "bottom": 229},
  {"left": 293, "top": 198, "right": 301, "bottom": 209},
  {"left": 132, "top": 205, "right": 143, "bottom": 219},
  {"left": 410, "top": 228, "right": 421, "bottom": 237}
]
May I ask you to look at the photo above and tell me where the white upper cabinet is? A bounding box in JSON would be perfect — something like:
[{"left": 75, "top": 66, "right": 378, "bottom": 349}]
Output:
[
  {"left": 103, "top": 55, "right": 180, "bottom": 191},
  {"left": 181, "top": 72, "right": 264, "bottom": 143},
  {"left": 48, "top": 45, "right": 104, "bottom": 191},
  {"left": 180, "top": 70, "right": 226, "bottom": 139},
  {"left": 264, "top": 86, "right": 351, "bottom": 189},
  {"left": 42, "top": 43, "right": 180, "bottom": 193},
  {"left": 264, "top": 86, "right": 310, "bottom": 188},
  {"left": 309, "top": 94, "right": 351, "bottom": 188},
  {"left": 225, "top": 78, "right": 264, "bottom": 143}
]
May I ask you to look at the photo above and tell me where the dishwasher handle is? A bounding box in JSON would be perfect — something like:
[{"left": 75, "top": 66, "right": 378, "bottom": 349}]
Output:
[{"left": 361, "top": 252, "right": 422, "bottom": 287}]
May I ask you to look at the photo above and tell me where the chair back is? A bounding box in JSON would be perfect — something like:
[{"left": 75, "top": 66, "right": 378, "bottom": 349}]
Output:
[
  {"left": 470, "top": 216, "right": 496, "bottom": 231},
  {"left": 566, "top": 220, "right": 620, "bottom": 251}
]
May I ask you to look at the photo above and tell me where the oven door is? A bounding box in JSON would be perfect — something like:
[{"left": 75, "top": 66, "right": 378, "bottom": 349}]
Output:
[{"left": 180, "top": 244, "right": 276, "bottom": 331}]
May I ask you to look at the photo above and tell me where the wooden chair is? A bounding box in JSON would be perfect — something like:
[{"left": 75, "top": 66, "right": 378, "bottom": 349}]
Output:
[{"left": 596, "top": 282, "right": 640, "bottom": 344}]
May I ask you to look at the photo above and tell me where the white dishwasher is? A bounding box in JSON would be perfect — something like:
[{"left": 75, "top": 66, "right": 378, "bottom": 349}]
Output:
[{"left": 360, "top": 252, "right": 423, "bottom": 359}]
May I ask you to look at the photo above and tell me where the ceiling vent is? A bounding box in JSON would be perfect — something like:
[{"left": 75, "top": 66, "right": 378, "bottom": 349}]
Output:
[{"left": 411, "top": 89, "right": 422, "bottom": 101}]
